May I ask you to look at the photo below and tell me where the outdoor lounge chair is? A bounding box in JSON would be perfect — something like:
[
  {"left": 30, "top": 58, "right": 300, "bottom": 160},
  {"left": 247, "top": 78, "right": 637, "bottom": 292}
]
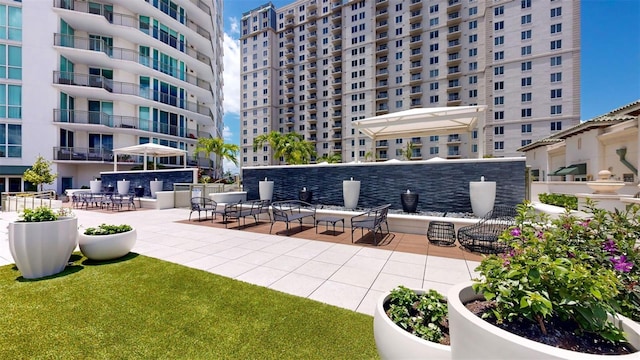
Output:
[
  {"left": 189, "top": 197, "right": 217, "bottom": 221},
  {"left": 350, "top": 204, "right": 391, "bottom": 246},
  {"left": 457, "top": 205, "right": 517, "bottom": 254},
  {"left": 270, "top": 200, "right": 316, "bottom": 235},
  {"left": 222, "top": 199, "right": 271, "bottom": 228}
]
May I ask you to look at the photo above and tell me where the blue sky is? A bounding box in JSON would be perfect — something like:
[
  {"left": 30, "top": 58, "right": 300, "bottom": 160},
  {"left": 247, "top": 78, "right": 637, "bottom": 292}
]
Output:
[{"left": 220, "top": 0, "right": 640, "bottom": 170}]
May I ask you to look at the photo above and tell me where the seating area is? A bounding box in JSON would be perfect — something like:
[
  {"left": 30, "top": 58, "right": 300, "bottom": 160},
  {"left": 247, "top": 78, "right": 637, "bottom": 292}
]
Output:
[
  {"left": 73, "top": 192, "right": 137, "bottom": 212},
  {"left": 350, "top": 204, "right": 391, "bottom": 246},
  {"left": 271, "top": 200, "right": 317, "bottom": 235},
  {"left": 222, "top": 199, "right": 271, "bottom": 228},
  {"left": 457, "top": 205, "right": 517, "bottom": 254}
]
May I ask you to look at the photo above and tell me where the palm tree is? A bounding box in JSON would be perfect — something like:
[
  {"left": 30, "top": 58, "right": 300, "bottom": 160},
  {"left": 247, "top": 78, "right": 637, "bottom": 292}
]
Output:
[
  {"left": 194, "top": 137, "right": 239, "bottom": 179},
  {"left": 318, "top": 153, "right": 342, "bottom": 163},
  {"left": 254, "top": 131, "right": 316, "bottom": 165}
]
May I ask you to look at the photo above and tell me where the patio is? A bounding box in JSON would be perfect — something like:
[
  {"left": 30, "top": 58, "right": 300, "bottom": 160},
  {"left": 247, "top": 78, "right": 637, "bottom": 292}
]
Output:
[{"left": 0, "top": 207, "right": 482, "bottom": 316}]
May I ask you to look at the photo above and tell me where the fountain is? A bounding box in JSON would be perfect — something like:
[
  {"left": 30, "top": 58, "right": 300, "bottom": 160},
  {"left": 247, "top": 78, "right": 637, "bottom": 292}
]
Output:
[
  {"left": 586, "top": 170, "right": 625, "bottom": 194},
  {"left": 577, "top": 170, "right": 631, "bottom": 212},
  {"left": 259, "top": 177, "right": 274, "bottom": 201},
  {"left": 469, "top": 176, "right": 496, "bottom": 218}
]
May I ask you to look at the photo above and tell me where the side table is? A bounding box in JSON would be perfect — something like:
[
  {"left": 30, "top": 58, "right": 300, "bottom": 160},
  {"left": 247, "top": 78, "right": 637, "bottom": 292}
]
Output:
[
  {"left": 427, "top": 221, "right": 456, "bottom": 246},
  {"left": 315, "top": 216, "right": 344, "bottom": 234}
]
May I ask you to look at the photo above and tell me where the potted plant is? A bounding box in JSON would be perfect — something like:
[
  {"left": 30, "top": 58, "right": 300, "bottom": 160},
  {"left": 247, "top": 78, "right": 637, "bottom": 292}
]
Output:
[
  {"left": 374, "top": 286, "right": 451, "bottom": 359},
  {"left": 78, "top": 224, "right": 136, "bottom": 261},
  {"left": 448, "top": 202, "right": 640, "bottom": 359},
  {"left": 8, "top": 206, "right": 77, "bottom": 279}
]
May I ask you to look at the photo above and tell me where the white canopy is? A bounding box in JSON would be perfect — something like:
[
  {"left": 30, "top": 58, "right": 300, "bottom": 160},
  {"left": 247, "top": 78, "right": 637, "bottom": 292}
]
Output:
[
  {"left": 352, "top": 106, "right": 488, "bottom": 158},
  {"left": 112, "top": 143, "right": 188, "bottom": 171}
]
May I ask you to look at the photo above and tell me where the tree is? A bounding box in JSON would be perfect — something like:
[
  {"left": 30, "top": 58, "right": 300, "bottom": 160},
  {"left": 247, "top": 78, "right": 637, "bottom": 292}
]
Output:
[
  {"left": 193, "top": 137, "right": 239, "bottom": 178},
  {"left": 23, "top": 156, "right": 57, "bottom": 192},
  {"left": 400, "top": 142, "right": 415, "bottom": 161},
  {"left": 253, "top": 131, "right": 316, "bottom": 165},
  {"left": 318, "top": 153, "right": 342, "bottom": 163}
]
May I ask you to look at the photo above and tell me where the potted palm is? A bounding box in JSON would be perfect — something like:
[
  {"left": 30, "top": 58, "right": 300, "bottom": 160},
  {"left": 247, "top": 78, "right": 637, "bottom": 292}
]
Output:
[
  {"left": 8, "top": 206, "right": 77, "bottom": 279},
  {"left": 448, "top": 202, "right": 640, "bottom": 359},
  {"left": 374, "top": 286, "right": 451, "bottom": 359},
  {"left": 78, "top": 224, "right": 136, "bottom": 261}
]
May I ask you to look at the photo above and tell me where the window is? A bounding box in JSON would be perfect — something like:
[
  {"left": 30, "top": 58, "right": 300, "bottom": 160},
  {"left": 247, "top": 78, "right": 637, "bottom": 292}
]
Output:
[
  {"left": 494, "top": 96, "right": 504, "bottom": 105},
  {"left": 521, "top": 14, "right": 532, "bottom": 24},
  {"left": 494, "top": 21, "right": 504, "bottom": 31},
  {"left": 521, "top": 92, "right": 532, "bottom": 102},
  {"left": 429, "top": 135, "right": 439, "bottom": 142},
  {"left": 469, "top": 75, "right": 477, "bottom": 84},
  {"left": 494, "top": 66, "right": 504, "bottom": 75},
  {"left": 0, "top": 84, "right": 21, "bottom": 118},
  {"left": 469, "top": 34, "right": 477, "bottom": 43},
  {"left": 0, "top": 123, "right": 21, "bottom": 157},
  {"left": 521, "top": 123, "right": 532, "bottom": 133},
  {"left": 469, "top": 62, "right": 477, "bottom": 71},
  {"left": 551, "top": 105, "right": 562, "bottom": 115},
  {"left": 429, "top": 31, "right": 438, "bottom": 39},
  {"left": 551, "top": 23, "right": 562, "bottom": 34},
  {"left": 469, "top": 48, "right": 477, "bottom": 57},
  {"left": 469, "top": 7, "right": 477, "bottom": 16},
  {"left": 550, "top": 40, "right": 562, "bottom": 50},
  {"left": 494, "top": 126, "right": 504, "bottom": 135},
  {"left": 430, "top": 4, "right": 439, "bottom": 13},
  {"left": 429, "top": 95, "right": 439, "bottom": 103},
  {"left": 495, "top": 36, "right": 504, "bottom": 45},
  {"left": 0, "top": 45, "right": 21, "bottom": 80},
  {"left": 469, "top": 89, "right": 477, "bottom": 97},
  {"left": 0, "top": 5, "right": 22, "bottom": 41},
  {"left": 469, "top": 20, "right": 477, "bottom": 30},
  {"left": 430, "top": 43, "right": 439, "bottom": 52},
  {"left": 521, "top": 0, "right": 531, "bottom": 9},
  {"left": 494, "top": 6, "right": 504, "bottom": 16},
  {"left": 521, "top": 139, "right": 532, "bottom": 146},
  {"left": 521, "top": 30, "right": 532, "bottom": 40},
  {"left": 521, "top": 45, "right": 531, "bottom": 56},
  {"left": 550, "top": 72, "right": 562, "bottom": 83},
  {"left": 430, "top": 82, "right": 439, "bottom": 90},
  {"left": 494, "top": 81, "right": 504, "bottom": 90},
  {"left": 551, "top": 121, "right": 562, "bottom": 131},
  {"left": 521, "top": 109, "right": 532, "bottom": 118},
  {"left": 430, "top": 18, "right": 439, "bottom": 26},
  {"left": 521, "top": 61, "right": 532, "bottom": 71},
  {"left": 429, "top": 147, "right": 439, "bottom": 155},
  {"left": 494, "top": 141, "right": 504, "bottom": 150},
  {"left": 494, "top": 51, "right": 504, "bottom": 61},
  {"left": 551, "top": 89, "right": 562, "bottom": 98},
  {"left": 551, "top": 56, "right": 562, "bottom": 66},
  {"left": 494, "top": 111, "right": 504, "bottom": 120},
  {"left": 551, "top": 7, "right": 562, "bottom": 18}
]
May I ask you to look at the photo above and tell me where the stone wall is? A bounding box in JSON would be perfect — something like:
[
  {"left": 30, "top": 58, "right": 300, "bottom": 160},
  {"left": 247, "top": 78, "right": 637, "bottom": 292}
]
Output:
[{"left": 242, "top": 158, "right": 526, "bottom": 213}]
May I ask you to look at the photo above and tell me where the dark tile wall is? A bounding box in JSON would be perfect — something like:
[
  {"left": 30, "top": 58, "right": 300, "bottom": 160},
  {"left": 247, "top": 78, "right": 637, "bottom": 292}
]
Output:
[
  {"left": 101, "top": 170, "right": 195, "bottom": 197},
  {"left": 243, "top": 159, "right": 526, "bottom": 213}
]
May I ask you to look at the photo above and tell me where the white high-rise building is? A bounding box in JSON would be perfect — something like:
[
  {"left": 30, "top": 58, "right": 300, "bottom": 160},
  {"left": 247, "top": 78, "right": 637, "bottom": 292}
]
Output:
[
  {"left": 240, "top": 0, "right": 580, "bottom": 166},
  {"left": 0, "top": 0, "right": 224, "bottom": 194}
]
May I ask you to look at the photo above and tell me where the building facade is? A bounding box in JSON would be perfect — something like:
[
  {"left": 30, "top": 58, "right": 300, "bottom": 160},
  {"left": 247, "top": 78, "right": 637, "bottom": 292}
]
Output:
[
  {"left": 0, "top": 0, "right": 224, "bottom": 195},
  {"left": 240, "top": 0, "right": 580, "bottom": 166}
]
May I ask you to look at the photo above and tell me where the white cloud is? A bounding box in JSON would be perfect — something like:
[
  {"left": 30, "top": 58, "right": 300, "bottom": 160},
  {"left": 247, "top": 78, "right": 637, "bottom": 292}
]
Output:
[
  {"left": 223, "top": 158, "right": 240, "bottom": 175},
  {"left": 223, "top": 125, "right": 233, "bottom": 141},
  {"left": 222, "top": 31, "right": 241, "bottom": 116},
  {"left": 228, "top": 17, "right": 240, "bottom": 35}
]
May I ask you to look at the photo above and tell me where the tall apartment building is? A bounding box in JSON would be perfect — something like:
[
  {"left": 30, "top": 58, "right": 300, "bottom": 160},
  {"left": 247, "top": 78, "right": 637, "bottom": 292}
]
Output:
[
  {"left": 0, "top": 0, "right": 224, "bottom": 194},
  {"left": 240, "top": 0, "right": 580, "bottom": 166}
]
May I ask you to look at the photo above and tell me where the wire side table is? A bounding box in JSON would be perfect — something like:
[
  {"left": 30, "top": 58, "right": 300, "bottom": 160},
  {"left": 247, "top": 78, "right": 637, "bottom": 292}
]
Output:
[{"left": 427, "top": 221, "right": 457, "bottom": 246}]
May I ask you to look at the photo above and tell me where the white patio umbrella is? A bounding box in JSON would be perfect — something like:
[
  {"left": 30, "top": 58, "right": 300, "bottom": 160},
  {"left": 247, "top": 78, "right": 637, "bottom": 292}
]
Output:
[{"left": 112, "top": 143, "right": 188, "bottom": 171}]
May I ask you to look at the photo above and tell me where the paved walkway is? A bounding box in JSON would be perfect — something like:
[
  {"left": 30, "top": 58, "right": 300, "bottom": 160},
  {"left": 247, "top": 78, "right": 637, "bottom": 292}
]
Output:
[{"left": 0, "top": 208, "right": 481, "bottom": 316}]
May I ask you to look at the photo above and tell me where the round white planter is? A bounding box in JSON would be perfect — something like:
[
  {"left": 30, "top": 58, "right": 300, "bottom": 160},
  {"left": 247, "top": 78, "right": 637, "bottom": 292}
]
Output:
[
  {"left": 469, "top": 181, "right": 496, "bottom": 217},
  {"left": 448, "top": 282, "right": 640, "bottom": 359},
  {"left": 89, "top": 180, "right": 102, "bottom": 194},
  {"left": 78, "top": 228, "right": 137, "bottom": 261},
  {"left": 259, "top": 180, "right": 274, "bottom": 201},
  {"left": 343, "top": 180, "right": 360, "bottom": 210},
  {"left": 117, "top": 180, "right": 130, "bottom": 195},
  {"left": 374, "top": 289, "right": 451, "bottom": 360},
  {"left": 8, "top": 217, "right": 78, "bottom": 279},
  {"left": 150, "top": 180, "right": 163, "bottom": 198}
]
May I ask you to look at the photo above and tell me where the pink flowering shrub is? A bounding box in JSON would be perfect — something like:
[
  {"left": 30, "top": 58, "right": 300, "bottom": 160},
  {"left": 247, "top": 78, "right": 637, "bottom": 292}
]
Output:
[{"left": 473, "top": 200, "right": 640, "bottom": 344}]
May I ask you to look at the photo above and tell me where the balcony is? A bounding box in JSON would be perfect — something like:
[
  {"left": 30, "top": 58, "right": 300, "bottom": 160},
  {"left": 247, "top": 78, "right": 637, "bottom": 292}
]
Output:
[
  {"left": 309, "top": 0, "right": 317, "bottom": 10},
  {"left": 376, "top": 140, "right": 388, "bottom": 148},
  {"left": 447, "top": 134, "right": 461, "bottom": 144},
  {"left": 331, "top": 12, "right": 341, "bottom": 23},
  {"left": 376, "top": 20, "right": 389, "bottom": 30},
  {"left": 447, "top": 53, "right": 461, "bottom": 66},
  {"left": 376, "top": 91, "right": 388, "bottom": 99},
  {"left": 447, "top": 67, "right": 461, "bottom": 79},
  {"left": 447, "top": 25, "right": 461, "bottom": 40},
  {"left": 409, "top": 0, "right": 422, "bottom": 10},
  {"left": 375, "top": 9, "right": 389, "bottom": 19},
  {"left": 332, "top": 56, "right": 342, "bottom": 64},
  {"left": 376, "top": 32, "right": 388, "bottom": 43},
  {"left": 376, "top": 44, "right": 388, "bottom": 54},
  {"left": 285, "top": 49, "right": 294, "bottom": 58},
  {"left": 332, "top": 111, "right": 342, "bottom": 119},
  {"left": 447, "top": 39, "right": 461, "bottom": 52},
  {"left": 376, "top": 68, "right": 389, "bottom": 78},
  {"left": 447, "top": 80, "right": 461, "bottom": 92},
  {"left": 409, "top": 10, "right": 422, "bottom": 23},
  {"left": 410, "top": 62, "right": 422, "bottom": 73},
  {"left": 332, "top": 35, "right": 342, "bottom": 44},
  {"left": 284, "top": 69, "right": 294, "bottom": 78},
  {"left": 285, "top": 39, "right": 294, "bottom": 48},
  {"left": 410, "top": 48, "right": 422, "bottom": 59},
  {"left": 410, "top": 99, "right": 422, "bottom": 107},
  {"left": 447, "top": 0, "right": 462, "bottom": 12},
  {"left": 376, "top": 105, "right": 389, "bottom": 115},
  {"left": 285, "top": 80, "right": 294, "bottom": 88},
  {"left": 410, "top": 23, "right": 422, "bottom": 34},
  {"left": 410, "top": 74, "right": 422, "bottom": 84},
  {"left": 410, "top": 137, "right": 422, "bottom": 145},
  {"left": 285, "top": 9, "right": 294, "bottom": 19},
  {"left": 309, "top": 41, "right": 317, "bottom": 50},
  {"left": 53, "top": 71, "right": 209, "bottom": 116},
  {"left": 447, "top": 11, "right": 462, "bottom": 25},
  {"left": 377, "top": 79, "right": 389, "bottom": 88},
  {"left": 376, "top": 0, "right": 388, "bottom": 9},
  {"left": 376, "top": 56, "right": 388, "bottom": 67},
  {"left": 409, "top": 35, "right": 422, "bottom": 48},
  {"left": 54, "top": 146, "right": 114, "bottom": 162},
  {"left": 331, "top": 45, "right": 342, "bottom": 54},
  {"left": 410, "top": 86, "right": 422, "bottom": 96},
  {"left": 447, "top": 94, "right": 461, "bottom": 106}
]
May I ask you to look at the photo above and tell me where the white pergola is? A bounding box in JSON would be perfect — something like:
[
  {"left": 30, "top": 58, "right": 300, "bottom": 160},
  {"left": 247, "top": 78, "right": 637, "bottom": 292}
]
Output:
[
  {"left": 112, "top": 143, "right": 188, "bottom": 171},
  {"left": 352, "top": 106, "right": 488, "bottom": 159}
]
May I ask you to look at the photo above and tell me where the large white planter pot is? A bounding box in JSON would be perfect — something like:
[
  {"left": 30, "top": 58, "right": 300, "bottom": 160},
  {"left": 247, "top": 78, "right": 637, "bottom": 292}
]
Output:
[
  {"left": 259, "top": 180, "right": 274, "bottom": 201},
  {"left": 89, "top": 180, "right": 102, "bottom": 194},
  {"left": 374, "top": 289, "right": 451, "bottom": 359},
  {"left": 117, "top": 180, "right": 130, "bottom": 195},
  {"left": 78, "top": 228, "right": 137, "bottom": 261},
  {"left": 448, "top": 282, "right": 640, "bottom": 359},
  {"left": 150, "top": 180, "right": 163, "bottom": 198},
  {"left": 8, "top": 217, "right": 78, "bottom": 279},
  {"left": 343, "top": 180, "right": 361, "bottom": 210},
  {"left": 469, "top": 181, "right": 496, "bottom": 217}
]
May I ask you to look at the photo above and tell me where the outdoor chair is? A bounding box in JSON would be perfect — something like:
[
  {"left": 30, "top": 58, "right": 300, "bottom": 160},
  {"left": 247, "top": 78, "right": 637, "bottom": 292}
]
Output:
[
  {"left": 222, "top": 199, "right": 271, "bottom": 228},
  {"left": 457, "top": 205, "right": 517, "bottom": 254},
  {"left": 350, "top": 204, "right": 391, "bottom": 246},
  {"left": 270, "top": 200, "right": 317, "bottom": 235},
  {"left": 189, "top": 197, "right": 216, "bottom": 221},
  {"left": 111, "top": 194, "right": 136, "bottom": 211}
]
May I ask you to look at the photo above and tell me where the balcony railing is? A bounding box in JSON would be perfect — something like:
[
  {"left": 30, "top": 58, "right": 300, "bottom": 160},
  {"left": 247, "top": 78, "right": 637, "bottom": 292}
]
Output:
[
  {"left": 53, "top": 71, "right": 210, "bottom": 116},
  {"left": 54, "top": 34, "right": 210, "bottom": 91},
  {"left": 53, "top": 0, "right": 210, "bottom": 65},
  {"left": 54, "top": 146, "right": 115, "bottom": 162}
]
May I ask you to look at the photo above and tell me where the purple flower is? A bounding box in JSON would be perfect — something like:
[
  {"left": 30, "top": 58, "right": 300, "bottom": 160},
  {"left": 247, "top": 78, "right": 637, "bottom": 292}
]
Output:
[
  {"left": 536, "top": 231, "right": 544, "bottom": 239},
  {"left": 510, "top": 228, "right": 521, "bottom": 237},
  {"left": 611, "top": 256, "right": 634, "bottom": 273},
  {"left": 603, "top": 239, "right": 618, "bottom": 254},
  {"left": 580, "top": 219, "right": 591, "bottom": 228}
]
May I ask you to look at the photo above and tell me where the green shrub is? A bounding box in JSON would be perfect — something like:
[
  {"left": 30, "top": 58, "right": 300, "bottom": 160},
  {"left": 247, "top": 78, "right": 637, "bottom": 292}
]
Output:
[
  {"left": 19, "top": 206, "right": 58, "bottom": 222},
  {"left": 84, "top": 224, "right": 133, "bottom": 235},
  {"left": 385, "top": 286, "right": 448, "bottom": 344},
  {"left": 538, "top": 192, "right": 578, "bottom": 210}
]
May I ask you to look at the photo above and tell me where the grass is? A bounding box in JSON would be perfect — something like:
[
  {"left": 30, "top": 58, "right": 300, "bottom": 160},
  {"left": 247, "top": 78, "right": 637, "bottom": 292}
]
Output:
[{"left": 0, "top": 253, "right": 378, "bottom": 359}]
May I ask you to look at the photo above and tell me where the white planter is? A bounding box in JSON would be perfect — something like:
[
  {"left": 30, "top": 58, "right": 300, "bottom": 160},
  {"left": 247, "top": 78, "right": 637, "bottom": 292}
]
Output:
[
  {"left": 469, "top": 181, "right": 496, "bottom": 217},
  {"left": 448, "top": 282, "right": 640, "bottom": 359},
  {"left": 117, "top": 180, "right": 130, "bottom": 195},
  {"left": 150, "top": 180, "right": 163, "bottom": 198},
  {"left": 374, "top": 289, "right": 451, "bottom": 360},
  {"left": 8, "top": 217, "right": 78, "bottom": 279},
  {"left": 259, "top": 180, "right": 274, "bottom": 201},
  {"left": 78, "top": 228, "right": 137, "bottom": 261},
  {"left": 343, "top": 180, "right": 361, "bottom": 210},
  {"left": 89, "top": 180, "right": 102, "bottom": 194}
]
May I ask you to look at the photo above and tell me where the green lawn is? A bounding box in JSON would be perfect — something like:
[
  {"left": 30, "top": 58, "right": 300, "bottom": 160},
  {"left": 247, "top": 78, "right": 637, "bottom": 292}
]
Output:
[{"left": 0, "top": 253, "right": 378, "bottom": 359}]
